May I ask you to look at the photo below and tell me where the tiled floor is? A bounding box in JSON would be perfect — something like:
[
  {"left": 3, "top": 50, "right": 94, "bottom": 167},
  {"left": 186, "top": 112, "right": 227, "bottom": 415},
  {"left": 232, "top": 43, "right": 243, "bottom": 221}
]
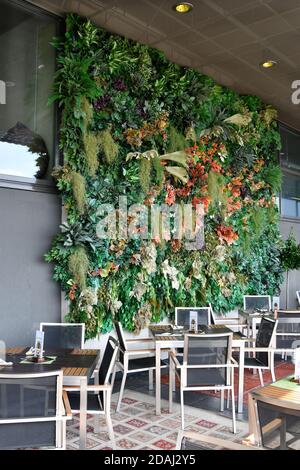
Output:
[{"left": 66, "top": 389, "right": 248, "bottom": 450}]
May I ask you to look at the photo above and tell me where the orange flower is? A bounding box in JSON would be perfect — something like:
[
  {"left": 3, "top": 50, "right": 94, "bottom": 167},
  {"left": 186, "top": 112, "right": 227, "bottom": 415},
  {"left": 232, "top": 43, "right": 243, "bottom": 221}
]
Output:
[
  {"left": 216, "top": 225, "right": 238, "bottom": 245},
  {"left": 165, "top": 184, "right": 176, "bottom": 206},
  {"left": 192, "top": 195, "right": 211, "bottom": 212}
]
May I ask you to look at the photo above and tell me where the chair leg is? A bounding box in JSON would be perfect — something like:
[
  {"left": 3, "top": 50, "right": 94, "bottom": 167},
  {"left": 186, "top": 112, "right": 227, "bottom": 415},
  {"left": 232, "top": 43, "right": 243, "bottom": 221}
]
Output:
[
  {"left": 180, "top": 389, "right": 185, "bottom": 430},
  {"left": 111, "top": 365, "right": 117, "bottom": 393},
  {"left": 116, "top": 369, "right": 127, "bottom": 413},
  {"left": 61, "top": 419, "right": 67, "bottom": 450},
  {"left": 169, "top": 360, "right": 174, "bottom": 413},
  {"left": 220, "top": 389, "right": 224, "bottom": 412},
  {"left": 258, "top": 369, "right": 264, "bottom": 387},
  {"left": 226, "top": 389, "right": 230, "bottom": 409},
  {"left": 270, "top": 353, "right": 276, "bottom": 383},
  {"left": 231, "top": 386, "right": 237, "bottom": 434},
  {"left": 149, "top": 369, "right": 154, "bottom": 391},
  {"left": 105, "top": 391, "right": 116, "bottom": 450}
]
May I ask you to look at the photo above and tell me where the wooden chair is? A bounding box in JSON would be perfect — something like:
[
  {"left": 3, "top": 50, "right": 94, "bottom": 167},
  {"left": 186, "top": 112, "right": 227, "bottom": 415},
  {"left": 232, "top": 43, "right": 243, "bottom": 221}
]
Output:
[
  {"left": 64, "top": 336, "right": 118, "bottom": 448},
  {"left": 0, "top": 370, "right": 71, "bottom": 449},
  {"left": 113, "top": 321, "right": 168, "bottom": 412},
  {"left": 169, "top": 332, "right": 236, "bottom": 433}
]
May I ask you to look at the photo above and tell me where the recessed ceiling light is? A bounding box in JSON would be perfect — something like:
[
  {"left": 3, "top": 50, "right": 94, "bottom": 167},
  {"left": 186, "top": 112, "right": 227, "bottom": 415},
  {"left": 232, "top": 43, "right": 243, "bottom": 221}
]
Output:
[
  {"left": 173, "top": 2, "right": 194, "bottom": 14},
  {"left": 260, "top": 60, "right": 277, "bottom": 69}
]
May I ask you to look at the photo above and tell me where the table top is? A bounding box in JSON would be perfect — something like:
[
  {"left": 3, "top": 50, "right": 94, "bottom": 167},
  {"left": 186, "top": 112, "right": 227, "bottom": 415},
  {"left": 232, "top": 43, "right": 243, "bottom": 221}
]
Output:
[
  {"left": 239, "top": 310, "right": 274, "bottom": 319},
  {"left": 0, "top": 347, "right": 100, "bottom": 380},
  {"left": 250, "top": 375, "right": 300, "bottom": 411},
  {"left": 150, "top": 324, "right": 246, "bottom": 342}
]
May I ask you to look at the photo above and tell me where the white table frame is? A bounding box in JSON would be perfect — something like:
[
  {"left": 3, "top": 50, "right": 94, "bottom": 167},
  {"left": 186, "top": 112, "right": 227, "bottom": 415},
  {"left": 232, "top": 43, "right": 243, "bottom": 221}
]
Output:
[{"left": 155, "top": 334, "right": 246, "bottom": 415}]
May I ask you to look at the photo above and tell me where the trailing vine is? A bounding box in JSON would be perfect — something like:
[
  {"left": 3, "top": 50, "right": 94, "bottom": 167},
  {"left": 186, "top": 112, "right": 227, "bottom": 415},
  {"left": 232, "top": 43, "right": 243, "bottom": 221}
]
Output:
[{"left": 46, "top": 14, "right": 284, "bottom": 339}]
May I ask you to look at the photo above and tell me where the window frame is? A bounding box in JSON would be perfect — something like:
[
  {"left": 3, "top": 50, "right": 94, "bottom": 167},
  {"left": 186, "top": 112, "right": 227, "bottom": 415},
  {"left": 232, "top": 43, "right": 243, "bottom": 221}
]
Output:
[
  {"left": 279, "top": 122, "right": 300, "bottom": 221},
  {"left": 0, "top": 0, "right": 64, "bottom": 193}
]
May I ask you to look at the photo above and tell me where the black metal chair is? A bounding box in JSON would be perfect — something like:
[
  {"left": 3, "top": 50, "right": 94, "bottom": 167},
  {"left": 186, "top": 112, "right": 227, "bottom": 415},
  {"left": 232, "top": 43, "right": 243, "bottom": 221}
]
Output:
[
  {"left": 0, "top": 370, "right": 71, "bottom": 449},
  {"left": 169, "top": 333, "right": 236, "bottom": 433},
  {"left": 40, "top": 322, "right": 85, "bottom": 350},
  {"left": 255, "top": 399, "right": 300, "bottom": 450},
  {"left": 113, "top": 321, "right": 168, "bottom": 412},
  {"left": 64, "top": 336, "right": 118, "bottom": 448}
]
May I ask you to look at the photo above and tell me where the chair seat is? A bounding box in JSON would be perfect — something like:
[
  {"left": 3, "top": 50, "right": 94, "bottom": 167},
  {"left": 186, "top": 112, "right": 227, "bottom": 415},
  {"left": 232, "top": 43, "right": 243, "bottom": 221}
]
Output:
[
  {"left": 233, "top": 354, "right": 267, "bottom": 368},
  {"left": 128, "top": 357, "right": 166, "bottom": 371},
  {"left": 67, "top": 391, "right": 103, "bottom": 411}
]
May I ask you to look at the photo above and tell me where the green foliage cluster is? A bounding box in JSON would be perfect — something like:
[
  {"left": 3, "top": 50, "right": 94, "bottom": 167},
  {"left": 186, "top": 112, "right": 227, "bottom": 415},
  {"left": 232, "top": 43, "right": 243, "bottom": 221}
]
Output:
[
  {"left": 46, "top": 14, "right": 284, "bottom": 339},
  {"left": 281, "top": 231, "right": 300, "bottom": 271}
]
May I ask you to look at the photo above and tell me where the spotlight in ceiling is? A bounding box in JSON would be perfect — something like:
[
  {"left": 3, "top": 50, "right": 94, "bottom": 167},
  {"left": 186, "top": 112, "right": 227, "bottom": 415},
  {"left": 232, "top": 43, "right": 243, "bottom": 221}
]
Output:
[
  {"left": 260, "top": 60, "right": 277, "bottom": 69},
  {"left": 173, "top": 2, "right": 194, "bottom": 14}
]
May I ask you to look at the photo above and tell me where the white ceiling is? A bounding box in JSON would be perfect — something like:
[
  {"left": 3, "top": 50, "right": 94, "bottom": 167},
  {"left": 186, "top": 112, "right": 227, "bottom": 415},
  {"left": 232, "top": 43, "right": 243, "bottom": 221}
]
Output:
[{"left": 28, "top": 0, "right": 300, "bottom": 130}]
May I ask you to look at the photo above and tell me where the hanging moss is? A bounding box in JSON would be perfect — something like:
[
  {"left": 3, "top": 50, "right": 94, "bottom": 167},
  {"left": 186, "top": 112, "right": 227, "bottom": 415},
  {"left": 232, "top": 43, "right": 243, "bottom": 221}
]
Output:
[
  {"left": 68, "top": 246, "right": 89, "bottom": 290},
  {"left": 167, "top": 126, "right": 187, "bottom": 153},
  {"left": 152, "top": 156, "right": 164, "bottom": 188},
  {"left": 81, "top": 97, "right": 93, "bottom": 131},
  {"left": 83, "top": 132, "right": 99, "bottom": 177},
  {"left": 71, "top": 171, "right": 86, "bottom": 215},
  {"left": 252, "top": 207, "right": 265, "bottom": 238},
  {"left": 207, "top": 171, "right": 226, "bottom": 205},
  {"left": 98, "top": 129, "right": 119, "bottom": 164},
  {"left": 139, "top": 157, "right": 152, "bottom": 193},
  {"left": 263, "top": 165, "right": 282, "bottom": 192}
]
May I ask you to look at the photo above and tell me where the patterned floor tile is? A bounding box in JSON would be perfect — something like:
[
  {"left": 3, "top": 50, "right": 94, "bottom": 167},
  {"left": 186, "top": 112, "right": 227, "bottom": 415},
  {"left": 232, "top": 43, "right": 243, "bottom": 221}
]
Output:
[
  {"left": 113, "top": 424, "right": 134, "bottom": 435},
  {"left": 160, "top": 418, "right": 181, "bottom": 428},
  {"left": 139, "top": 412, "right": 163, "bottom": 422},
  {"left": 126, "top": 418, "right": 148, "bottom": 428},
  {"left": 122, "top": 406, "right": 144, "bottom": 416},
  {"left": 117, "top": 439, "right": 139, "bottom": 449},
  {"left": 145, "top": 425, "right": 170, "bottom": 435},
  {"left": 121, "top": 397, "right": 138, "bottom": 405},
  {"left": 73, "top": 437, "right": 101, "bottom": 449},
  {"left": 135, "top": 402, "right": 155, "bottom": 410},
  {"left": 195, "top": 419, "right": 218, "bottom": 429},
  {"left": 152, "top": 439, "right": 176, "bottom": 450},
  {"left": 131, "top": 431, "right": 155, "bottom": 443}
]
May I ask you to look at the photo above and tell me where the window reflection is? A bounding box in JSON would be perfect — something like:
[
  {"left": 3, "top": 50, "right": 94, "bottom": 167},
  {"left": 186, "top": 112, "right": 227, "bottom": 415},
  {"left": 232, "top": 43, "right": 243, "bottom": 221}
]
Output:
[{"left": 0, "top": 0, "right": 57, "bottom": 182}]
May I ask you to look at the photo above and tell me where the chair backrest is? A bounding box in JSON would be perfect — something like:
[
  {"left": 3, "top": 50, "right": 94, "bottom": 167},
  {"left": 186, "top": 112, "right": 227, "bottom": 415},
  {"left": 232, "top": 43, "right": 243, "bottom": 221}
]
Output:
[
  {"left": 183, "top": 333, "right": 232, "bottom": 388},
  {"left": 276, "top": 311, "right": 300, "bottom": 350},
  {"left": 114, "top": 322, "right": 127, "bottom": 365},
  {"left": 175, "top": 307, "right": 211, "bottom": 328},
  {"left": 98, "top": 336, "right": 119, "bottom": 386},
  {"left": 243, "top": 295, "right": 271, "bottom": 312},
  {"left": 296, "top": 291, "right": 300, "bottom": 306},
  {"left": 255, "top": 397, "right": 300, "bottom": 450},
  {"left": 208, "top": 303, "right": 216, "bottom": 325},
  {"left": 255, "top": 317, "right": 277, "bottom": 366},
  {"left": 40, "top": 323, "right": 85, "bottom": 350},
  {"left": 0, "top": 371, "right": 63, "bottom": 449}
]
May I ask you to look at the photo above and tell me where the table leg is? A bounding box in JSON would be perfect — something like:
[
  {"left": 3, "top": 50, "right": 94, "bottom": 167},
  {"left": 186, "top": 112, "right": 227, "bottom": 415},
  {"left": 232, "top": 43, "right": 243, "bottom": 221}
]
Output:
[
  {"left": 155, "top": 342, "right": 161, "bottom": 416},
  {"left": 79, "top": 377, "right": 87, "bottom": 450},
  {"left": 238, "top": 342, "right": 245, "bottom": 414},
  {"left": 247, "top": 393, "right": 259, "bottom": 445}
]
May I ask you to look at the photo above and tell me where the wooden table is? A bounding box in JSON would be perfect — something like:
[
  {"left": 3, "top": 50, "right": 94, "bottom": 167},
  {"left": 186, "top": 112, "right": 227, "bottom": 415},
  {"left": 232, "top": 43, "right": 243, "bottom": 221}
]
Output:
[
  {"left": 248, "top": 375, "right": 300, "bottom": 445},
  {"left": 150, "top": 325, "right": 248, "bottom": 415},
  {"left": 3, "top": 347, "right": 100, "bottom": 450}
]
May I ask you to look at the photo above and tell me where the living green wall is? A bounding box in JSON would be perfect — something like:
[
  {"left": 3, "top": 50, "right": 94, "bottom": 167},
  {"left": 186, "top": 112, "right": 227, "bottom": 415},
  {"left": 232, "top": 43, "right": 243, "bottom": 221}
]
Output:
[{"left": 46, "top": 13, "right": 284, "bottom": 339}]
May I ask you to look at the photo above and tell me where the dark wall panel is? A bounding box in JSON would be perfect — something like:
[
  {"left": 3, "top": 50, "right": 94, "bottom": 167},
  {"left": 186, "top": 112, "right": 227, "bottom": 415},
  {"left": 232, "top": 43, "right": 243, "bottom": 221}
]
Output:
[{"left": 0, "top": 187, "right": 61, "bottom": 347}]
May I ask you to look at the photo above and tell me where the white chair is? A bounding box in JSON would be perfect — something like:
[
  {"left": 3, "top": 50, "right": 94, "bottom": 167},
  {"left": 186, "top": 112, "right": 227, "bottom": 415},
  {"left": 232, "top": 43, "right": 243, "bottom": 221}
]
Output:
[
  {"left": 40, "top": 322, "right": 85, "bottom": 350},
  {"left": 169, "top": 332, "right": 236, "bottom": 433},
  {"left": 0, "top": 370, "right": 71, "bottom": 449},
  {"left": 296, "top": 291, "right": 300, "bottom": 307},
  {"left": 64, "top": 336, "right": 118, "bottom": 448},
  {"left": 176, "top": 430, "right": 260, "bottom": 450},
  {"left": 209, "top": 303, "right": 247, "bottom": 335},
  {"left": 114, "top": 321, "right": 168, "bottom": 412}
]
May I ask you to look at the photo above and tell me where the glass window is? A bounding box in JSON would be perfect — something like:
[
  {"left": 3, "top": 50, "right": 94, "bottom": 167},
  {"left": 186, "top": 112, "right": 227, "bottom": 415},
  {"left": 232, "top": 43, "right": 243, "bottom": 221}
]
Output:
[
  {"left": 0, "top": 0, "right": 58, "bottom": 183},
  {"left": 280, "top": 125, "right": 300, "bottom": 218}
]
